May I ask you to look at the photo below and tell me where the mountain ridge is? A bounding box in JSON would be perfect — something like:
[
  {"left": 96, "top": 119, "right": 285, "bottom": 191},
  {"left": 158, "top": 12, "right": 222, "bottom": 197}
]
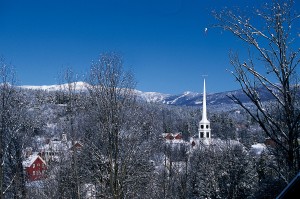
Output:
[{"left": 18, "top": 82, "right": 267, "bottom": 107}]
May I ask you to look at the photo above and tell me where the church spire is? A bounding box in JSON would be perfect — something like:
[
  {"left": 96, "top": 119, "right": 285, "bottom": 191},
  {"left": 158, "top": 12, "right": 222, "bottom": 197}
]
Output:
[
  {"left": 198, "top": 78, "right": 211, "bottom": 142},
  {"left": 201, "top": 79, "right": 208, "bottom": 122}
]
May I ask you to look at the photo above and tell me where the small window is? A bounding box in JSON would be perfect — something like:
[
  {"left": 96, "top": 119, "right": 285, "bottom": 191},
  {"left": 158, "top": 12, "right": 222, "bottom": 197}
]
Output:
[
  {"left": 33, "top": 171, "right": 35, "bottom": 175},
  {"left": 201, "top": 125, "right": 204, "bottom": 129},
  {"left": 37, "top": 163, "right": 40, "bottom": 167},
  {"left": 206, "top": 125, "right": 209, "bottom": 129},
  {"left": 200, "top": 132, "right": 204, "bottom": 138},
  {"left": 33, "top": 164, "right": 35, "bottom": 168},
  {"left": 206, "top": 132, "right": 209, "bottom": 138}
]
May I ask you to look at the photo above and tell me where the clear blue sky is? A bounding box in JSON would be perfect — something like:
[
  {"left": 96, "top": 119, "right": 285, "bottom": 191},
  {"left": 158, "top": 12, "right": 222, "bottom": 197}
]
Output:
[{"left": 0, "top": 0, "right": 279, "bottom": 94}]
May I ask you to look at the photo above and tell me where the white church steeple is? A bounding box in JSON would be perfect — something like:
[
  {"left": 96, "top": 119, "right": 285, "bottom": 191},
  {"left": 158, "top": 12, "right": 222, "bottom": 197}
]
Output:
[{"left": 198, "top": 79, "right": 211, "bottom": 141}]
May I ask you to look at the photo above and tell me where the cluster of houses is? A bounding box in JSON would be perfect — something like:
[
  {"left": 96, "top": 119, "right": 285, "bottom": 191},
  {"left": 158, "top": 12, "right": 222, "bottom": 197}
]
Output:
[
  {"left": 162, "top": 79, "right": 212, "bottom": 148},
  {"left": 160, "top": 79, "right": 274, "bottom": 174},
  {"left": 22, "top": 134, "right": 82, "bottom": 182}
]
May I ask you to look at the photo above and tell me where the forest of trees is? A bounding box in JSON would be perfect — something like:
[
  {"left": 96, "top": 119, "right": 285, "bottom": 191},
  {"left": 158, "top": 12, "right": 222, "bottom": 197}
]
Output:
[{"left": 0, "top": 1, "right": 299, "bottom": 198}]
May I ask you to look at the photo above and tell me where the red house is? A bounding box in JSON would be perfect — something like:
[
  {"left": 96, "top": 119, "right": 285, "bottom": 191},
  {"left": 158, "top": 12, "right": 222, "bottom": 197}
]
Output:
[
  {"left": 165, "top": 133, "right": 174, "bottom": 140},
  {"left": 70, "top": 141, "right": 83, "bottom": 151},
  {"left": 163, "top": 133, "right": 183, "bottom": 141},
  {"left": 174, "top": 133, "right": 182, "bottom": 140},
  {"left": 23, "top": 153, "right": 47, "bottom": 181}
]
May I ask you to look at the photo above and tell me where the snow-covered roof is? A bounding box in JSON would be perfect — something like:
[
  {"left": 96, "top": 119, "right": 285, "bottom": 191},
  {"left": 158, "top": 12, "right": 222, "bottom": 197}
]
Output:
[
  {"left": 163, "top": 133, "right": 182, "bottom": 139},
  {"left": 39, "top": 140, "right": 72, "bottom": 152},
  {"left": 23, "top": 153, "right": 46, "bottom": 168},
  {"left": 250, "top": 143, "right": 266, "bottom": 155}
]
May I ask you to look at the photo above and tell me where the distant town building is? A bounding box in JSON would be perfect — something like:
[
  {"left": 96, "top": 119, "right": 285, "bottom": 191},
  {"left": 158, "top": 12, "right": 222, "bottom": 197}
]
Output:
[
  {"left": 22, "top": 134, "right": 83, "bottom": 182},
  {"left": 39, "top": 134, "right": 82, "bottom": 163},
  {"left": 198, "top": 79, "right": 211, "bottom": 142},
  {"left": 70, "top": 141, "right": 83, "bottom": 151},
  {"left": 162, "top": 79, "right": 213, "bottom": 148},
  {"left": 162, "top": 133, "right": 185, "bottom": 144},
  {"left": 191, "top": 78, "right": 211, "bottom": 147},
  {"left": 23, "top": 150, "right": 47, "bottom": 181}
]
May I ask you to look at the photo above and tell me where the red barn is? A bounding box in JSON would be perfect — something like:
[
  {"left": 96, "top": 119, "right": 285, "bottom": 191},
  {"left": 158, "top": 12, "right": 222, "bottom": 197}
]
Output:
[{"left": 23, "top": 153, "right": 47, "bottom": 181}]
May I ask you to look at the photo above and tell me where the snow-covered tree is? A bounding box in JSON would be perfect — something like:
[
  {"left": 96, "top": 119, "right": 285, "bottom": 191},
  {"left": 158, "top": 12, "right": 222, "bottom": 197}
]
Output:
[
  {"left": 189, "top": 143, "right": 257, "bottom": 198},
  {"left": 0, "top": 58, "right": 34, "bottom": 198},
  {"left": 214, "top": 0, "right": 300, "bottom": 183},
  {"left": 83, "top": 52, "right": 157, "bottom": 198}
]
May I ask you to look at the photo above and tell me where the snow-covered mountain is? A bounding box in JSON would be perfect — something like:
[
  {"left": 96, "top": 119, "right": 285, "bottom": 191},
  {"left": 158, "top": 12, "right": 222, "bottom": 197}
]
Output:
[
  {"left": 20, "top": 81, "right": 89, "bottom": 92},
  {"left": 134, "top": 90, "right": 171, "bottom": 103},
  {"left": 19, "top": 82, "right": 273, "bottom": 107},
  {"left": 136, "top": 89, "right": 248, "bottom": 106}
]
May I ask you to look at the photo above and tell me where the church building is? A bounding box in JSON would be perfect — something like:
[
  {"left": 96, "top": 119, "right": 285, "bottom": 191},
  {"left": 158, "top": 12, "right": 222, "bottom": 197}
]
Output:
[
  {"left": 191, "top": 78, "right": 211, "bottom": 147},
  {"left": 198, "top": 79, "right": 211, "bottom": 142}
]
